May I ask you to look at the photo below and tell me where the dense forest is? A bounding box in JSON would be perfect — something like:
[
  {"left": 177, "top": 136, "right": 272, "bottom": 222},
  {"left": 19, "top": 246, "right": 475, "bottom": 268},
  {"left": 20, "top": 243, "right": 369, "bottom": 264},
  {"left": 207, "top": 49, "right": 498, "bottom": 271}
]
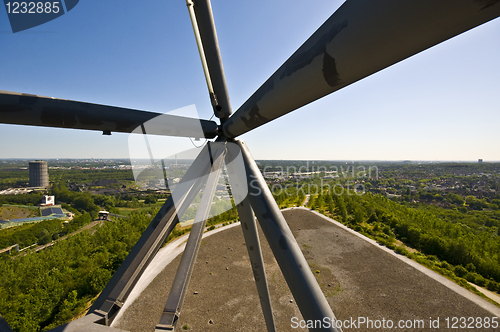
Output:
[
  {"left": 0, "top": 210, "right": 153, "bottom": 331},
  {"left": 0, "top": 204, "right": 257, "bottom": 331}
]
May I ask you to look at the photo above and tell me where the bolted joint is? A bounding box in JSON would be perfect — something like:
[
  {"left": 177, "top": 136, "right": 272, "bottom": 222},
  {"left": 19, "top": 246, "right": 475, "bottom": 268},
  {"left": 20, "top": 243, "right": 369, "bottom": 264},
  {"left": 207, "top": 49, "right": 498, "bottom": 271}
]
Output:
[{"left": 210, "top": 92, "right": 226, "bottom": 120}]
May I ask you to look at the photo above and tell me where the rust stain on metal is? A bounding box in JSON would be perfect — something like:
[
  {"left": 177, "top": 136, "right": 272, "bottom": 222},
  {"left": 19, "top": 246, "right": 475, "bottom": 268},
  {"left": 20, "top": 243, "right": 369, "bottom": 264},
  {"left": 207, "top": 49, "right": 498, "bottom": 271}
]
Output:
[
  {"left": 237, "top": 79, "right": 274, "bottom": 130},
  {"left": 240, "top": 105, "right": 269, "bottom": 129},
  {"left": 322, "top": 52, "right": 341, "bottom": 87},
  {"left": 279, "top": 20, "right": 348, "bottom": 80},
  {"left": 474, "top": 0, "right": 500, "bottom": 10}
]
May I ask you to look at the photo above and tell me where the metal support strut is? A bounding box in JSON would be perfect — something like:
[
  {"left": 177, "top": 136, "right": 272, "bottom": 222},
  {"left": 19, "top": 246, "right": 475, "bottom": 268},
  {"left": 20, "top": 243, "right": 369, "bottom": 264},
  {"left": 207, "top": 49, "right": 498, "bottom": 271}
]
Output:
[
  {"left": 186, "top": 0, "right": 232, "bottom": 121},
  {"left": 235, "top": 198, "right": 277, "bottom": 332},
  {"left": 156, "top": 141, "right": 227, "bottom": 331},
  {"left": 226, "top": 140, "right": 342, "bottom": 332},
  {"left": 224, "top": 145, "right": 277, "bottom": 332}
]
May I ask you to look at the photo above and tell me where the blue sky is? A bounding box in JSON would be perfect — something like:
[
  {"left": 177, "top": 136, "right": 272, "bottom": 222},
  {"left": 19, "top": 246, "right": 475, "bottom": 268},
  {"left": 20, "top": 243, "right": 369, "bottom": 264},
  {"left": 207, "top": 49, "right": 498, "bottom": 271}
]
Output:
[{"left": 1, "top": 0, "right": 499, "bottom": 161}]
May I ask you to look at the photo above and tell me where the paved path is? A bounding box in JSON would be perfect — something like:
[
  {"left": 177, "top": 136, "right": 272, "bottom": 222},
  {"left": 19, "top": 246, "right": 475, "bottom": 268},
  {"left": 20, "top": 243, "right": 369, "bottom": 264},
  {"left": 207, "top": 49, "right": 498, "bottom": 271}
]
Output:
[
  {"left": 470, "top": 284, "right": 500, "bottom": 305},
  {"left": 302, "top": 194, "right": 310, "bottom": 207},
  {"left": 0, "top": 244, "right": 18, "bottom": 255},
  {"left": 16, "top": 219, "right": 105, "bottom": 257}
]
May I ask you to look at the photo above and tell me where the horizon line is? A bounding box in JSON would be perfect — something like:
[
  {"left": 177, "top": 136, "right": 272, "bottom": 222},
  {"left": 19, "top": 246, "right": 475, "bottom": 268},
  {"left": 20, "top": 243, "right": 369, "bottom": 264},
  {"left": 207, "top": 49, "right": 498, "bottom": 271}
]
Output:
[{"left": 0, "top": 158, "right": 499, "bottom": 163}]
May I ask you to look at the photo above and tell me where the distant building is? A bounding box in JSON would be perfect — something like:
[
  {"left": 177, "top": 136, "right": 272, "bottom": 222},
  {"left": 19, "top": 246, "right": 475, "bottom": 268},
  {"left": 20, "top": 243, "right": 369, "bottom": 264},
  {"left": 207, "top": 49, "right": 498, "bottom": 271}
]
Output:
[
  {"left": 478, "top": 159, "right": 483, "bottom": 163},
  {"left": 29, "top": 161, "right": 49, "bottom": 188},
  {"left": 98, "top": 211, "right": 110, "bottom": 220},
  {"left": 41, "top": 195, "right": 55, "bottom": 206}
]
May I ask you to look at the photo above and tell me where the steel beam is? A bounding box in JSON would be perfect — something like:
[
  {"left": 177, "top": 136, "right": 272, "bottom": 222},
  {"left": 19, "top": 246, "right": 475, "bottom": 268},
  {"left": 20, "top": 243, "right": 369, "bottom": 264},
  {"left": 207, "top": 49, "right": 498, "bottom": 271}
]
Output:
[
  {"left": 235, "top": 198, "right": 277, "bottom": 332},
  {"left": 222, "top": 0, "right": 500, "bottom": 138},
  {"left": 88, "top": 143, "right": 216, "bottom": 325},
  {"left": 189, "top": 0, "right": 232, "bottom": 121},
  {"left": 156, "top": 142, "right": 226, "bottom": 331},
  {"left": 0, "top": 90, "right": 218, "bottom": 138},
  {"left": 225, "top": 142, "right": 276, "bottom": 331},
  {"left": 227, "top": 140, "right": 341, "bottom": 332}
]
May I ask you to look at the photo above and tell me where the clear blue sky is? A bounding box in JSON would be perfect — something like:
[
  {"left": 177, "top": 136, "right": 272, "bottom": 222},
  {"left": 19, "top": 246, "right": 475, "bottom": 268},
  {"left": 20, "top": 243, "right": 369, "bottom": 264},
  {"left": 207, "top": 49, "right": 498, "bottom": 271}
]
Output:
[{"left": 1, "top": 1, "right": 499, "bottom": 161}]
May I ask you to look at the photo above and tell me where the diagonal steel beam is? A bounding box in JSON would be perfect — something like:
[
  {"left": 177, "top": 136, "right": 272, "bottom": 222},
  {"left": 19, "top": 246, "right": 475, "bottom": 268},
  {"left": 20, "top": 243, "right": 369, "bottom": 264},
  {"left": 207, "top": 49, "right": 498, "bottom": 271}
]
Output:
[
  {"left": 87, "top": 143, "right": 216, "bottom": 326},
  {"left": 226, "top": 143, "right": 276, "bottom": 331},
  {"left": 234, "top": 198, "right": 277, "bottom": 332},
  {"left": 222, "top": 0, "right": 500, "bottom": 138},
  {"left": 226, "top": 140, "right": 341, "bottom": 332},
  {"left": 156, "top": 141, "right": 226, "bottom": 331},
  {"left": 187, "top": 0, "right": 232, "bottom": 121},
  {"left": 224, "top": 142, "right": 276, "bottom": 331}
]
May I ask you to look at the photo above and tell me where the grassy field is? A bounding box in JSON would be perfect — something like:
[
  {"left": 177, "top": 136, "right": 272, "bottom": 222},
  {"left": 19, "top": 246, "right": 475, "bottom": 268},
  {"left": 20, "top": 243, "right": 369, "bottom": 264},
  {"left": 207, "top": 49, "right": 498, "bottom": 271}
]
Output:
[
  {"left": 0, "top": 205, "right": 39, "bottom": 220},
  {"left": 116, "top": 202, "right": 164, "bottom": 216}
]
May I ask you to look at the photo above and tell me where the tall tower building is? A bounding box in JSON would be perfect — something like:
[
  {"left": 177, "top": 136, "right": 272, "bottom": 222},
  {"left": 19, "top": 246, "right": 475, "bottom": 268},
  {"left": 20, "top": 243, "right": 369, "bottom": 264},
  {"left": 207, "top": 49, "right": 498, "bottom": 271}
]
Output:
[{"left": 29, "top": 161, "right": 49, "bottom": 188}]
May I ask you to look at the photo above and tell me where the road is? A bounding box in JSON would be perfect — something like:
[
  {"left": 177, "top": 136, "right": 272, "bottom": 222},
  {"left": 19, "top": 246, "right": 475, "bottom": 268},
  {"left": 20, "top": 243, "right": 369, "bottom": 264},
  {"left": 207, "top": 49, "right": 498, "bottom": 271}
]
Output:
[{"left": 302, "top": 194, "right": 310, "bottom": 207}]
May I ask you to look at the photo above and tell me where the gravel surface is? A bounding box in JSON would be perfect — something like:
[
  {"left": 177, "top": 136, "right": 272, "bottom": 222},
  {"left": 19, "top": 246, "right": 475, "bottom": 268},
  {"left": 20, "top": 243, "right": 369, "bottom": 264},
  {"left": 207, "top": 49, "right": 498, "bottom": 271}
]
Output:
[{"left": 115, "top": 209, "right": 499, "bottom": 331}]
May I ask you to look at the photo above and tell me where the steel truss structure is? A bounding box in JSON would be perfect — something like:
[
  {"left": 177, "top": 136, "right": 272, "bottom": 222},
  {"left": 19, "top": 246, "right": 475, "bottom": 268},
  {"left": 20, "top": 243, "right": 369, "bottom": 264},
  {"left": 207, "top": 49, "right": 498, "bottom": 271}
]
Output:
[{"left": 1, "top": 0, "right": 499, "bottom": 331}]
